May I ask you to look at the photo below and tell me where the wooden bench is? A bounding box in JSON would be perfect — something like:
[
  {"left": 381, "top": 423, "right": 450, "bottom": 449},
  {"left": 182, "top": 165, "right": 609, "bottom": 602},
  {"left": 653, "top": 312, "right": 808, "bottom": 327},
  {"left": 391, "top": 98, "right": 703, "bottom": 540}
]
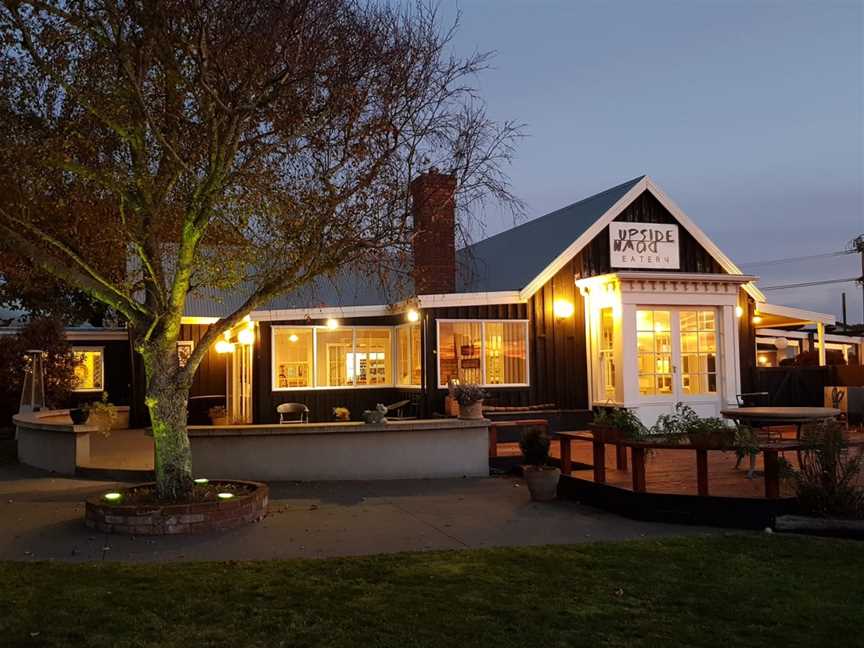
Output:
[{"left": 487, "top": 419, "right": 549, "bottom": 458}]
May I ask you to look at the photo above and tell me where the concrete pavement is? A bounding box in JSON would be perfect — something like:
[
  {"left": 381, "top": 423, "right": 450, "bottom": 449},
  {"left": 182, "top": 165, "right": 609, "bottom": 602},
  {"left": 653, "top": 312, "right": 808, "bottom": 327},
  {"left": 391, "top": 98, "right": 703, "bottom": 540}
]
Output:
[{"left": 0, "top": 463, "right": 719, "bottom": 562}]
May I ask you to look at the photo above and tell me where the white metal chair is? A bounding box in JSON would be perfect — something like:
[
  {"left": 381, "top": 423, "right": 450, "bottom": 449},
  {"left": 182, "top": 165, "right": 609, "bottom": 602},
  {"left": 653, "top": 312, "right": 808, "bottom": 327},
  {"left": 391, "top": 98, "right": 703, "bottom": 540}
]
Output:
[{"left": 277, "top": 402, "right": 309, "bottom": 424}]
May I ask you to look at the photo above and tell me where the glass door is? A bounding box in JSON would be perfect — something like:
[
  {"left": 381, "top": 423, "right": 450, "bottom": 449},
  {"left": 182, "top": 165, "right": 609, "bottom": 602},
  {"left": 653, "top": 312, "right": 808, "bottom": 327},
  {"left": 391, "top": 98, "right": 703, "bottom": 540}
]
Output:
[
  {"left": 226, "top": 343, "right": 253, "bottom": 424},
  {"left": 636, "top": 307, "right": 719, "bottom": 402}
]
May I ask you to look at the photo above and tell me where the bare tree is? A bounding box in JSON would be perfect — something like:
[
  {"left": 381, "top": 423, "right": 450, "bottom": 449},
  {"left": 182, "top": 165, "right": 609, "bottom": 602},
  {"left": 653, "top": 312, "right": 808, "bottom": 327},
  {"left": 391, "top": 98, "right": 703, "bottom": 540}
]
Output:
[{"left": 0, "top": 0, "right": 522, "bottom": 498}]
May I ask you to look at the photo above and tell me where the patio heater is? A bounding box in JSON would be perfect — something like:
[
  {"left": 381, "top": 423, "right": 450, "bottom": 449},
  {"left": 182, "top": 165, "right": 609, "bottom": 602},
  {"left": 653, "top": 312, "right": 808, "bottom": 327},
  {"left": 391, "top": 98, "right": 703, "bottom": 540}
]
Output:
[{"left": 19, "top": 349, "right": 46, "bottom": 413}]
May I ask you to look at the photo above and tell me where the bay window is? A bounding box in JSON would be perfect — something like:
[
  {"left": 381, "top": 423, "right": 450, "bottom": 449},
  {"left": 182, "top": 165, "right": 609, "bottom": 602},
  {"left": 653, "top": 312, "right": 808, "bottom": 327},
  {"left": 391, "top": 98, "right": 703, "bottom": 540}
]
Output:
[{"left": 437, "top": 320, "right": 529, "bottom": 387}]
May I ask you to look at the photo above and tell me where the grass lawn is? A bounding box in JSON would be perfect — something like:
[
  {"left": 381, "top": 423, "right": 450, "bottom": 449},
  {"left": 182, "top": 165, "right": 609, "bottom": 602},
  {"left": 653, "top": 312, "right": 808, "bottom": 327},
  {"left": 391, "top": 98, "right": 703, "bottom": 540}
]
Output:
[{"left": 1, "top": 535, "right": 862, "bottom": 647}]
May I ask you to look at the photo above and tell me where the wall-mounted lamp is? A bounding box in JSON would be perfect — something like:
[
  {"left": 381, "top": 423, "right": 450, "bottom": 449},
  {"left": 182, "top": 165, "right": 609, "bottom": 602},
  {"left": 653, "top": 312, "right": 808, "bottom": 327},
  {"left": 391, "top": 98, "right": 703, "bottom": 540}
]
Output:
[
  {"left": 326, "top": 318, "right": 339, "bottom": 329},
  {"left": 406, "top": 309, "right": 420, "bottom": 323},
  {"left": 237, "top": 328, "right": 254, "bottom": 345},
  {"left": 215, "top": 340, "right": 235, "bottom": 354},
  {"left": 553, "top": 299, "right": 574, "bottom": 319},
  {"left": 752, "top": 312, "right": 763, "bottom": 325},
  {"left": 735, "top": 306, "right": 744, "bottom": 318}
]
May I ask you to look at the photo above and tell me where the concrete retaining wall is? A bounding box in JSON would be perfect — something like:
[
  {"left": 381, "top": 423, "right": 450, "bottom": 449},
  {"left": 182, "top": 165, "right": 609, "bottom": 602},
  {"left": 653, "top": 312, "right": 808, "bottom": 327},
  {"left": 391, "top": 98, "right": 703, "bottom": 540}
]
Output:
[{"left": 188, "top": 418, "right": 490, "bottom": 481}]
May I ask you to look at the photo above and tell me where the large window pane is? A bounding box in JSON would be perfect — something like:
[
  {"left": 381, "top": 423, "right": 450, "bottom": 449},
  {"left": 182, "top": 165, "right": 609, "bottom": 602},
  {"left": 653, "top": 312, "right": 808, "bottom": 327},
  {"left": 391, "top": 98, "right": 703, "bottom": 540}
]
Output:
[
  {"left": 353, "top": 329, "right": 392, "bottom": 386},
  {"left": 599, "top": 308, "right": 615, "bottom": 399},
  {"left": 438, "top": 321, "right": 482, "bottom": 386},
  {"left": 636, "top": 310, "right": 672, "bottom": 396},
  {"left": 396, "top": 324, "right": 422, "bottom": 386},
  {"left": 316, "top": 328, "right": 354, "bottom": 387},
  {"left": 485, "top": 321, "right": 527, "bottom": 385},
  {"left": 680, "top": 310, "right": 718, "bottom": 395},
  {"left": 273, "top": 328, "right": 313, "bottom": 389}
]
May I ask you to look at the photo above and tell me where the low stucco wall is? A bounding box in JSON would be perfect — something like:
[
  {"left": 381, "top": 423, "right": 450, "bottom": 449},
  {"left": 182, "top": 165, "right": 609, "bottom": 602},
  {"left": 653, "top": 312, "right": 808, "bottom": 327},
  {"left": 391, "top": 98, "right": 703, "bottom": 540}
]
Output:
[
  {"left": 188, "top": 419, "right": 490, "bottom": 481},
  {"left": 13, "top": 410, "right": 95, "bottom": 475}
]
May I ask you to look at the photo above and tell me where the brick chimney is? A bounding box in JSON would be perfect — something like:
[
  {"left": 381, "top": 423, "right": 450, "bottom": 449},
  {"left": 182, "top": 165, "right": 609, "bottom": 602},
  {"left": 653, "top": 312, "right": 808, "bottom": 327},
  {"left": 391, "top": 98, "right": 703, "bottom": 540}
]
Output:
[{"left": 410, "top": 169, "right": 457, "bottom": 294}]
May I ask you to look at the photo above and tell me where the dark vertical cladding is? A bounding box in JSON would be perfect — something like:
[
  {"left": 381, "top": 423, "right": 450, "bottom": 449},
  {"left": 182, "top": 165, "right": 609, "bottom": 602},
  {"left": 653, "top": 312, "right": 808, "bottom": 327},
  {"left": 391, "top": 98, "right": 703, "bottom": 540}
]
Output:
[
  {"left": 179, "top": 323, "right": 227, "bottom": 397},
  {"left": 527, "top": 260, "right": 587, "bottom": 410},
  {"left": 738, "top": 291, "right": 757, "bottom": 392},
  {"left": 411, "top": 169, "right": 457, "bottom": 294}
]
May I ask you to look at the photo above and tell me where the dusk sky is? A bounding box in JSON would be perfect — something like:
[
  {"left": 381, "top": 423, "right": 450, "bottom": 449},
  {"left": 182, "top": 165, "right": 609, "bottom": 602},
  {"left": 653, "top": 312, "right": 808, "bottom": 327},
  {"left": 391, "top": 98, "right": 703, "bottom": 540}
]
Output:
[{"left": 441, "top": 1, "right": 863, "bottom": 322}]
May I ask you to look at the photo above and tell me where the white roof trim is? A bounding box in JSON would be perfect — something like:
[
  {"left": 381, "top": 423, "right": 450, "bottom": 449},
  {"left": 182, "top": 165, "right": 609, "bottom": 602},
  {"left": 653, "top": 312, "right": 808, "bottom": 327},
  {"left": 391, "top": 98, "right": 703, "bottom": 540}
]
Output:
[
  {"left": 756, "top": 302, "right": 836, "bottom": 326},
  {"left": 252, "top": 304, "right": 395, "bottom": 322},
  {"left": 180, "top": 316, "right": 220, "bottom": 325},
  {"left": 757, "top": 328, "right": 862, "bottom": 344},
  {"left": 417, "top": 291, "right": 524, "bottom": 308},
  {"left": 518, "top": 176, "right": 765, "bottom": 302}
]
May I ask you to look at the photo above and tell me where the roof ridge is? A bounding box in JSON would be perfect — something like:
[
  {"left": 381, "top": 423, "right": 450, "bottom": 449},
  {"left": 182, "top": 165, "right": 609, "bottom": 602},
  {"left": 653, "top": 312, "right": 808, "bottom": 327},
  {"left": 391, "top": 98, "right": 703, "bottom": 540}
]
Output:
[{"left": 460, "top": 175, "right": 645, "bottom": 252}]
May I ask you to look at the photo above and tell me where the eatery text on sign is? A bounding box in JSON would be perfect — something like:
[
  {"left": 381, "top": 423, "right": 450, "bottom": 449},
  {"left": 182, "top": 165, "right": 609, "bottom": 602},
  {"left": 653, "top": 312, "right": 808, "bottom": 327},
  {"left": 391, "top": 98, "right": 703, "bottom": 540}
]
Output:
[{"left": 609, "top": 222, "right": 680, "bottom": 270}]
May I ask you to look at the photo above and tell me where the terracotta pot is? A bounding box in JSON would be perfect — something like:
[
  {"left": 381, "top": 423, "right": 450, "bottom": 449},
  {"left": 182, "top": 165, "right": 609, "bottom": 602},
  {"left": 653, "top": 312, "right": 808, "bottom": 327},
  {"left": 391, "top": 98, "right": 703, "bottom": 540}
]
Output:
[
  {"left": 523, "top": 465, "right": 561, "bottom": 501},
  {"left": 210, "top": 416, "right": 228, "bottom": 427},
  {"left": 458, "top": 400, "right": 484, "bottom": 420},
  {"left": 588, "top": 423, "right": 622, "bottom": 444}
]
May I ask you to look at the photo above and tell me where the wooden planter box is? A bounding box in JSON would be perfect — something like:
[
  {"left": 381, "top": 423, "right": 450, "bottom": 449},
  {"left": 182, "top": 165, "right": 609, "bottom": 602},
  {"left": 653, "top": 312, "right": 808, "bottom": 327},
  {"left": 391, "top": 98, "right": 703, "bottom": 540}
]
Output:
[
  {"left": 687, "top": 429, "right": 734, "bottom": 450},
  {"left": 588, "top": 423, "right": 624, "bottom": 444}
]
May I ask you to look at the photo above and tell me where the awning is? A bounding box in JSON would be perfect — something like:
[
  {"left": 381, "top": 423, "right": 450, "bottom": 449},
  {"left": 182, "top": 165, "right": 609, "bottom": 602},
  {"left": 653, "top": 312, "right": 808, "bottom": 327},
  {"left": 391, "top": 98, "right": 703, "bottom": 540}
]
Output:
[{"left": 753, "top": 302, "right": 835, "bottom": 328}]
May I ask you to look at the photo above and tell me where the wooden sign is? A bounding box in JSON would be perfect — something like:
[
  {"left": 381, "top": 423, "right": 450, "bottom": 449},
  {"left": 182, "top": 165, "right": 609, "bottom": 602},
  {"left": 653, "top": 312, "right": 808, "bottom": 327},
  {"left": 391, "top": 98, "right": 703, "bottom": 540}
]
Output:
[{"left": 609, "top": 222, "right": 680, "bottom": 269}]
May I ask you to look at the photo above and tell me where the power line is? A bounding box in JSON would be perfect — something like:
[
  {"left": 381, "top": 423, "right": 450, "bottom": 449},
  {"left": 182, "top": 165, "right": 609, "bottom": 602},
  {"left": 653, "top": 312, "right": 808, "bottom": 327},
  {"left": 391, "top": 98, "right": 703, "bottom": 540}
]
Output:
[
  {"left": 760, "top": 277, "right": 861, "bottom": 291},
  {"left": 739, "top": 250, "right": 852, "bottom": 268}
]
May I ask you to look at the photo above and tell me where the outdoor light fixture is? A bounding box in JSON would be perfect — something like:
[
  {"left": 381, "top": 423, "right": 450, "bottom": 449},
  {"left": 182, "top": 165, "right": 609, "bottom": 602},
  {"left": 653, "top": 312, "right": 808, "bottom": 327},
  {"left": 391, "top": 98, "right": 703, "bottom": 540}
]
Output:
[
  {"left": 103, "top": 492, "right": 122, "bottom": 502},
  {"left": 752, "top": 313, "right": 763, "bottom": 325},
  {"left": 217, "top": 492, "right": 234, "bottom": 500},
  {"left": 289, "top": 333, "right": 299, "bottom": 343},
  {"left": 326, "top": 318, "right": 339, "bottom": 329},
  {"left": 553, "top": 299, "right": 574, "bottom": 318},
  {"left": 215, "top": 340, "right": 235, "bottom": 354},
  {"left": 193, "top": 478, "right": 209, "bottom": 485},
  {"left": 238, "top": 328, "right": 254, "bottom": 345},
  {"left": 735, "top": 306, "right": 744, "bottom": 318},
  {"left": 406, "top": 309, "right": 420, "bottom": 323}
]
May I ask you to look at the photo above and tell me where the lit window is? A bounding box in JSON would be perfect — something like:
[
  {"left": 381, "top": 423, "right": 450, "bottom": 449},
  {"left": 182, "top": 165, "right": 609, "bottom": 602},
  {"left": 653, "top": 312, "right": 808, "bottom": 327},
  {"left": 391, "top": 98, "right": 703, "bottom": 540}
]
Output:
[
  {"left": 397, "top": 323, "right": 422, "bottom": 386},
  {"left": 599, "top": 307, "right": 616, "bottom": 399},
  {"left": 271, "top": 326, "right": 394, "bottom": 390},
  {"left": 679, "top": 310, "right": 717, "bottom": 395},
  {"left": 273, "top": 328, "right": 313, "bottom": 388},
  {"left": 72, "top": 348, "right": 104, "bottom": 392},
  {"left": 636, "top": 310, "right": 672, "bottom": 396},
  {"left": 437, "top": 320, "right": 528, "bottom": 387},
  {"left": 316, "top": 328, "right": 354, "bottom": 387}
]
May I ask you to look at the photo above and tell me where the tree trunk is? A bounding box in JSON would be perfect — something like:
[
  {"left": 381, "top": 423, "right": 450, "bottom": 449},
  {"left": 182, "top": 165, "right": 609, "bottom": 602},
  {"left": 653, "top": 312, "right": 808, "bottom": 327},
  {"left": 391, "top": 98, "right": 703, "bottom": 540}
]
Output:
[{"left": 143, "top": 343, "right": 193, "bottom": 500}]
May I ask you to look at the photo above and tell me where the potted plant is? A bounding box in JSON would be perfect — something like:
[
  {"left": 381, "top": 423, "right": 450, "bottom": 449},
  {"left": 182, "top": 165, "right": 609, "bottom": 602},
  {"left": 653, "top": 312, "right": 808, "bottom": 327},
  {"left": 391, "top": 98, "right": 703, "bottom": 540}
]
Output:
[
  {"left": 88, "top": 392, "right": 118, "bottom": 437},
  {"left": 333, "top": 406, "right": 351, "bottom": 421},
  {"left": 590, "top": 406, "right": 647, "bottom": 443},
  {"left": 520, "top": 427, "right": 560, "bottom": 501},
  {"left": 208, "top": 405, "right": 228, "bottom": 426},
  {"left": 454, "top": 383, "right": 489, "bottom": 419},
  {"left": 651, "top": 402, "right": 735, "bottom": 449},
  {"left": 69, "top": 406, "right": 90, "bottom": 425}
]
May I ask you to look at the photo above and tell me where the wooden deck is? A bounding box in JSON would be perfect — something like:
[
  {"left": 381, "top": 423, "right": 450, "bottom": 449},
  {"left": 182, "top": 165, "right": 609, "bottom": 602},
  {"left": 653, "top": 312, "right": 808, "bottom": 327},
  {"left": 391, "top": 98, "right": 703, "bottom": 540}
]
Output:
[{"left": 495, "top": 426, "right": 864, "bottom": 500}]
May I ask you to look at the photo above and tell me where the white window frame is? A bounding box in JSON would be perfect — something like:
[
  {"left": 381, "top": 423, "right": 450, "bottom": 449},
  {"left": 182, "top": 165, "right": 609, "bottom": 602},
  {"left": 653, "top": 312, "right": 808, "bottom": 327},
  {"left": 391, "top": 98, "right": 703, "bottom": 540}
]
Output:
[
  {"left": 395, "top": 322, "right": 423, "bottom": 389},
  {"left": 435, "top": 319, "right": 530, "bottom": 388},
  {"left": 271, "top": 325, "right": 395, "bottom": 391},
  {"left": 71, "top": 346, "right": 105, "bottom": 393}
]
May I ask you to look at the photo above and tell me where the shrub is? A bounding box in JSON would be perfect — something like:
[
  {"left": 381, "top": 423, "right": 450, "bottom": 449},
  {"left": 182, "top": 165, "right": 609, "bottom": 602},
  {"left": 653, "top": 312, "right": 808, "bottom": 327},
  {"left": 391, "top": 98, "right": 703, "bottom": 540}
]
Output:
[
  {"left": 593, "top": 406, "right": 648, "bottom": 441},
  {"left": 520, "top": 427, "right": 551, "bottom": 467},
  {"left": 453, "top": 383, "right": 489, "bottom": 406},
  {"left": 790, "top": 419, "right": 864, "bottom": 519}
]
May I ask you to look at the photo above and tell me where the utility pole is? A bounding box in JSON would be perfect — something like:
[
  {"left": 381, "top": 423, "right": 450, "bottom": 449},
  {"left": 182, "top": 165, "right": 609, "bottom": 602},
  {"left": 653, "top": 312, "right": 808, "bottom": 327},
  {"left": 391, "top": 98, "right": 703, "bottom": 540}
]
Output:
[
  {"left": 842, "top": 292, "right": 847, "bottom": 329},
  {"left": 850, "top": 235, "right": 864, "bottom": 325}
]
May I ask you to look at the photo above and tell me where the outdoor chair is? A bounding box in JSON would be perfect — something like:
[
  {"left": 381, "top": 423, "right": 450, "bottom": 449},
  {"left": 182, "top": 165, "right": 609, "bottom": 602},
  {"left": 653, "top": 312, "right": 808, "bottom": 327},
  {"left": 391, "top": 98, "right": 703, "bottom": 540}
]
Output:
[
  {"left": 385, "top": 399, "right": 415, "bottom": 420},
  {"left": 277, "top": 402, "right": 309, "bottom": 424}
]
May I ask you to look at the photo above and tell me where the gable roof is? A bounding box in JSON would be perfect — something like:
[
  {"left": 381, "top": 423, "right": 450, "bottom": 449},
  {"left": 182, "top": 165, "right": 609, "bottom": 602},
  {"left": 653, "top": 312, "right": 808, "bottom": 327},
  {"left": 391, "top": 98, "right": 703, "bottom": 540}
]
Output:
[
  {"left": 457, "top": 175, "right": 764, "bottom": 302},
  {"left": 456, "top": 176, "right": 644, "bottom": 293}
]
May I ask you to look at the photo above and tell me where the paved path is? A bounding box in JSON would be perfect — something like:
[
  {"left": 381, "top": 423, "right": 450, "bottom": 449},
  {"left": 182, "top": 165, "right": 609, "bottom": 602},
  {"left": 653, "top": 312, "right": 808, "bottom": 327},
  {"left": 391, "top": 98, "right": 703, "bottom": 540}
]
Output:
[{"left": 0, "top": 464, "right": 719, "bottom": 562}]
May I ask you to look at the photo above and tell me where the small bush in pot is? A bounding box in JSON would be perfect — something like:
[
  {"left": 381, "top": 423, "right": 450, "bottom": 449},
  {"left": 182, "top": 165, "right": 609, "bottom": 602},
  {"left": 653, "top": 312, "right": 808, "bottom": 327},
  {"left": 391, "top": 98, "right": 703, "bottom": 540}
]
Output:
[
  {"left": 69, "top": 406, "right": 90, "bottom": 425},
  {"left": 519, "top": 427, "right": 560, "bottom": 501},
  {"left": 591, "top": 406, "right": 648, "bottom": 443},
  {"left": 208, "top": 405, "right": 228, "bottom": 426},
  {"left": 454, "top": 383, "right": 489, "bottom": 420},
  {"left": 651, "top": 403, "right": 734, "bottom": 449},
  {"left": 88, "top": 392, "right": 118, "bottom": 437}
]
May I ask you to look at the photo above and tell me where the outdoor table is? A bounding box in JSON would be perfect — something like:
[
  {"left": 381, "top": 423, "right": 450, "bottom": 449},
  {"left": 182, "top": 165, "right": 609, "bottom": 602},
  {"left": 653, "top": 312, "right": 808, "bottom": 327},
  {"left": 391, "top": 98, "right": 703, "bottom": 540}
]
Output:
[{"left": 721, "top": 407, "right": 841, "bottom": 476}]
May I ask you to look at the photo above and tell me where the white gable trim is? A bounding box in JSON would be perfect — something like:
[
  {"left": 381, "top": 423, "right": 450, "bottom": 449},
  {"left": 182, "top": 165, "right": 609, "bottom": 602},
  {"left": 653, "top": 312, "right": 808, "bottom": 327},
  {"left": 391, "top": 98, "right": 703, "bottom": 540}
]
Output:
[{"left": 517, "top": 176, "right": 765, "bottom": 303}]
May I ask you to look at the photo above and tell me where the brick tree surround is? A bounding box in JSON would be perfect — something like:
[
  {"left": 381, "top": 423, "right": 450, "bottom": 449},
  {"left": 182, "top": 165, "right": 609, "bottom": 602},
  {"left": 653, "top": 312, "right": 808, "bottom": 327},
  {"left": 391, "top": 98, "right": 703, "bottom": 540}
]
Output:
[{"left": 85, "top": 481, "right": 269, "bottom": 535}]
